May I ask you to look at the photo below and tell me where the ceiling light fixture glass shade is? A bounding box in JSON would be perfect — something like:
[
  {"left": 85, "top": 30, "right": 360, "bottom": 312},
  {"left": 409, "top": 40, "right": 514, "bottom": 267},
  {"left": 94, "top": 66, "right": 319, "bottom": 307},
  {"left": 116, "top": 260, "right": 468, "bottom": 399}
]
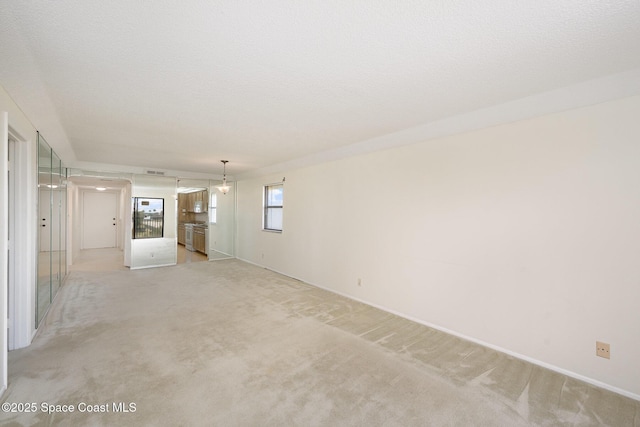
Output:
[
  {"left": 96, "top": 187, "right": 107, "bottom": 191},
  {"left": 216, "top": 160, "right": 230, "bottom": 194}
]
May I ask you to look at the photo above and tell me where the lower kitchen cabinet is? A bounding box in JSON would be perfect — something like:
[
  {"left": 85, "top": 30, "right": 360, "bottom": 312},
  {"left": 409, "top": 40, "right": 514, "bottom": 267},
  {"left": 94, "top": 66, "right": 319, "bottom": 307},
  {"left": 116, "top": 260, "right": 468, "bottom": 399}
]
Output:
[
  {"left": 178, "top": 224, "right": 185, "bottom": 245},
  {"left": 193, "top": 228, "right": 206, "bottom": 253}
]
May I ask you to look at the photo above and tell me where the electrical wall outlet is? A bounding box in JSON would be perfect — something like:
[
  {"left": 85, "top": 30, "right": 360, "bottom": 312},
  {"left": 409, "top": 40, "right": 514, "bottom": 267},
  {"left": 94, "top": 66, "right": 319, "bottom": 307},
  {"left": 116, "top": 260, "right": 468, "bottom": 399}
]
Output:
[{"left": 596, "top": 341, "right": 610, "bottom": 359}]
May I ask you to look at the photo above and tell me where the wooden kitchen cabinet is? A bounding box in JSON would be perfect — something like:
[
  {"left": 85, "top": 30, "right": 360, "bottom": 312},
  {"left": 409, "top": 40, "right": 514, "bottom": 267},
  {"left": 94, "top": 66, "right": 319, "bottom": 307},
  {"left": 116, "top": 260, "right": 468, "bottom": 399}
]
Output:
[
  {"left": 177, "top": 224, "right": 185, "bottom": 245},
  {"left": 177, "top": 190, "right": 208, "bottom": 214},
  {"left": 203, "top": 190, "right": 208, "bottom": 212},
  {"left": 188, "top": 193, "right": 195, "bottom": 211},
  {"left": 177, "top": 194, "right": 186, "bottom": 219},
  {"left": 193, "top": 228, "right": 206, "bottom": 253},
  {"left": 195, "top": 190, "right": 208, "bottom": 211}
]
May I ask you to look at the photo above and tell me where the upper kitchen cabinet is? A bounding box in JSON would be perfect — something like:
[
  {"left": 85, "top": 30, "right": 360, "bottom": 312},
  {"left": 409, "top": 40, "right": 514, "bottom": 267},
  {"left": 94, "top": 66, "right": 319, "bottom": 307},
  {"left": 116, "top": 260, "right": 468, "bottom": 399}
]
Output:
[
  {"left": 189, "top": 190, "right": 208, "bottom": 212},
  {"left": 177, "top": 189, "right": 209, "bottom": 215}
]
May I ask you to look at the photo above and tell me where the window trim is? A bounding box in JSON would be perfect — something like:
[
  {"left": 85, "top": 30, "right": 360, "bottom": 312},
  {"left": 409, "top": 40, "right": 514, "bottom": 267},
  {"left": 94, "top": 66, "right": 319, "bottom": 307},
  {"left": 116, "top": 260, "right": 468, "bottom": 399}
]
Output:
[
  {"left": 263, "top": 183, "right": 283, "bottom": 232},
  {"left": 210, "top": 192, "right": 217, "bottom": 224}
]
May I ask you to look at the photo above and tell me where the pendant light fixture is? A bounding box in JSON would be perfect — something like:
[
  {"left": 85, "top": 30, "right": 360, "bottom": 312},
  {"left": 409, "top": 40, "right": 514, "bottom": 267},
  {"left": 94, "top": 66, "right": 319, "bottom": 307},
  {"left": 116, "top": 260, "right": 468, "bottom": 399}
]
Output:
[{"left": 216, "top": 160, "right": 230, "bottom": 194}]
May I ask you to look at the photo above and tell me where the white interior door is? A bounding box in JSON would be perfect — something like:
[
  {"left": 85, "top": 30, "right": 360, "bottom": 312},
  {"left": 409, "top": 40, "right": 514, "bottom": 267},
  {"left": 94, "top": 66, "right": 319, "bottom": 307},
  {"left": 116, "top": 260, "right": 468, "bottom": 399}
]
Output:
[{"left": 83, "top": 191, "right": 117, "bottom": 249}]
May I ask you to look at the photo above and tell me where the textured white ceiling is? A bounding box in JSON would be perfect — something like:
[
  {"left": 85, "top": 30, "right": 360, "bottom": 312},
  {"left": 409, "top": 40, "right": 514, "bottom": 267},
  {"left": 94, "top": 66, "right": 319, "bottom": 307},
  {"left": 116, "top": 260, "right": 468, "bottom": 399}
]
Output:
[{"left": 1, "top": 0, "right": 640, "bottom": 177}]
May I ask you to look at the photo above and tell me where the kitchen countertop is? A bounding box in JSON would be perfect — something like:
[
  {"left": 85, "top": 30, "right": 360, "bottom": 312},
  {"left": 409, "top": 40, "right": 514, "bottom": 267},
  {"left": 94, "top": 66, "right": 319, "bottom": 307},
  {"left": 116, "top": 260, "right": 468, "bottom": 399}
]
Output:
[{"left": 179, "top": 222, "right": 208, "bottom": 228}]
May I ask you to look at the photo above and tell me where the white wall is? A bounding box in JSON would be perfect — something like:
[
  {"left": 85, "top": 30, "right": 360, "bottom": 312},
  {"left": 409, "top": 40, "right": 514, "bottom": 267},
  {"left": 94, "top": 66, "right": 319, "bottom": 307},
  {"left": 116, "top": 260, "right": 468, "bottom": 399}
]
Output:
[
  {"left": 68, "top": 182, "right": 80, "bottom": 264},
  {"left": 123, "top": 183, "right": 132, "bottom": 267},
  {"left": 236, "top": 95, "right": 640, "bottom": 398}
]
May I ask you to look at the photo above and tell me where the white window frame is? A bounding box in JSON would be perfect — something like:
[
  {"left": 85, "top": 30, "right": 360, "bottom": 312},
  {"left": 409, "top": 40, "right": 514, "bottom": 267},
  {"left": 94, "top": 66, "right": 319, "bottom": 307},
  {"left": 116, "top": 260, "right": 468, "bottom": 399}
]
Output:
[
  {"left": 210, "top": 192, "right": 217, "bottom": 224},
  {"left": 263, "top": 183, "right": 283, "bottom": 232}
]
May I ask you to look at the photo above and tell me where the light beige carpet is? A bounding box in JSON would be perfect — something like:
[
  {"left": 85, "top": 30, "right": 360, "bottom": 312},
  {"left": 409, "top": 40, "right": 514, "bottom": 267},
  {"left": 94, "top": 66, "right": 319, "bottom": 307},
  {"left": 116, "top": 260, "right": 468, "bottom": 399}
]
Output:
[{"left": 2, "top": 259, "right": 638, "bottom": 426}]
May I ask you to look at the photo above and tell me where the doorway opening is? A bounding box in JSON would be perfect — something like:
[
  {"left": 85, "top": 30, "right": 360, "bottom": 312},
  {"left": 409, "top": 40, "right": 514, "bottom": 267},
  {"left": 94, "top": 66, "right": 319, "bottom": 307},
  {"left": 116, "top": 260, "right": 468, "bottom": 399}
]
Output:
[
  {"left": 177, "top": 179, "right": 209, "bottom": 264},
  {"left": 67, "top": 174, "right": 131, "bottom": 272}
]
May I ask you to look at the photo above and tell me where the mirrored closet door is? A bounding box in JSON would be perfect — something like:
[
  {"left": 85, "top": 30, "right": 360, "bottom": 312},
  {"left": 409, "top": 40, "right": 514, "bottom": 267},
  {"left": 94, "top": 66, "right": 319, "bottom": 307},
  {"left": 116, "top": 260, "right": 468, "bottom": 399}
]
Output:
[{"left": 37, "top": 133, "right": 67, "bottom": 327}]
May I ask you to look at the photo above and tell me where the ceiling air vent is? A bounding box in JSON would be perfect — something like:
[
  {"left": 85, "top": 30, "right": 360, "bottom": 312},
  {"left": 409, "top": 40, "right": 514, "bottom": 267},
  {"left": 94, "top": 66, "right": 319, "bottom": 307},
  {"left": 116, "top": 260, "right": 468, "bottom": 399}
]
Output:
[{"left": 145, "top": 170, "right": 166, "bottom": 176}]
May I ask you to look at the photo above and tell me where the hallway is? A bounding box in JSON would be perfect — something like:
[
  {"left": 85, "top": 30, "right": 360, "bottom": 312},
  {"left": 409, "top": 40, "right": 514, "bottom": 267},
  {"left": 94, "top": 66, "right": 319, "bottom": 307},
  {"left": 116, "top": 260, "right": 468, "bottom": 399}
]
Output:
[{"left": 69, "top": 248, "right": 128, "bottom": 272}]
